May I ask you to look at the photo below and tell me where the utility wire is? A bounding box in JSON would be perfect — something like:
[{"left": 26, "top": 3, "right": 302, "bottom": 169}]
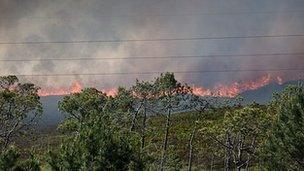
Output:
[
  {"left": 0, "top": 34, "right": 304, "bottom": 45},
  {"left": 1, "top": 52, "right": 304, "bottom": 62},
  {"left": 3, "top": 68, "right": 304, "bottom": 77},
  {"left": 1, "top": 10, "right": 304, "bottom": 20}
]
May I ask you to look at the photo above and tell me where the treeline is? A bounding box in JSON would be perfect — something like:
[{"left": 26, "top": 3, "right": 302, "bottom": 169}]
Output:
[{"left": 0, "top": 73, "right": 303, "bottom": 170}]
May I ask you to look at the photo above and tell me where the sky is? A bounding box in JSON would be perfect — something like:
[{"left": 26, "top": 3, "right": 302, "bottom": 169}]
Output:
[{"left": 0, "top": 0, "right": 304, "bottom": 91}]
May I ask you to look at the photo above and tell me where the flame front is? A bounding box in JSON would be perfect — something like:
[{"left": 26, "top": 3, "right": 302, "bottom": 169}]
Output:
[
  {"left": 38, "top": 75, "right": 284, "bottom": 97},
  {"left": 38, "top": 82, "right": 118, "bottom": 97},
  {"left": 38, "top": 82, "right": 83, "bottom": 96},
  {"left": 276, "top": 76, "right": 283, "bottom": 85},
  {"left": 193, "top": 74, "right": 283, "bottom": 97}
]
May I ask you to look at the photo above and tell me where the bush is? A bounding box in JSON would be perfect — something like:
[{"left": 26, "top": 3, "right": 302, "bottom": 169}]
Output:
[
  {"left": 262, "top": 85, "right": 304, "bottom": 170},
  {"left": 0, "top": 147, "right": 40, "bottom": 171},
  {"left": 47, "top": 113, "right": 145, "bottom": 170}
]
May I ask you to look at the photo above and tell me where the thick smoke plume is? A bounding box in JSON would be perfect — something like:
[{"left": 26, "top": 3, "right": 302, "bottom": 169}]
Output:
[{"left": 0, "top": 0, "right": 303, "bottom": 95}]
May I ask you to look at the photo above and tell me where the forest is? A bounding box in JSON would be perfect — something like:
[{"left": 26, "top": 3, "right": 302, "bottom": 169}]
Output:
[{"left": 0, "top": 73, "right": 303, "bottom": 171}]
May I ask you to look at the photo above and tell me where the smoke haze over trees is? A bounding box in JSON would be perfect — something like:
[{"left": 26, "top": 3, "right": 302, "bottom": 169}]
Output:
[{"left": 0, "top": 0, "right": 303, "bottom": 91}]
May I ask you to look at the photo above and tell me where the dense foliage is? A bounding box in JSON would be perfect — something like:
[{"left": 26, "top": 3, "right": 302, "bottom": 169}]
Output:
[
  {"left": 0, "top": 74, "right": 303, "bottom": 170},
  {"left": 262, "top": 85, "right": 304, "bottom": 170},
  {"left": 0, "top": 76, "right": 42, "bottom": 152}
]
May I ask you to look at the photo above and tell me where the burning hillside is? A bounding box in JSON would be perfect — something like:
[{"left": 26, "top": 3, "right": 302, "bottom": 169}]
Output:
[
  {"left": 38, "top": 74, "right": 284, "bottom": 98},
  {"left": 38, "top": 82, "right": 117, "bottom": 97},
  {"left": 193, "top": 74, "right": 283, "bottom": 97}
]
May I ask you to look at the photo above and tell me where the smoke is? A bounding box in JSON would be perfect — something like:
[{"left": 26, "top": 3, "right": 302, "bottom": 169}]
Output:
[{"left": 0, "top": 0, "right": 304, "bottom": 91}]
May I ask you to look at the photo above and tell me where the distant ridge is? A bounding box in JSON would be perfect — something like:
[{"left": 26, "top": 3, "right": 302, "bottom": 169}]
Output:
[
  {"left": 240, "top": 80, "right": 303, "bottom": 104},
  {"left": 38, "top": 80, "right": 303, "bottom": 127},
  {"left": 39, "top": 95, "right": 64, "bottom": 127}
]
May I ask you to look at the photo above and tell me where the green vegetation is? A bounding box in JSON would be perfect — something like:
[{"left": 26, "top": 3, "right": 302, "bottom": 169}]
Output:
[
  {"left": 261, "top": 85, "right": 304, "bottom": 170},
  {"left": 0, "top": 74, "right": 303, "bottom": 170},
  {"left": 0, "top": 75, "right": 42, "bottom": 152}
]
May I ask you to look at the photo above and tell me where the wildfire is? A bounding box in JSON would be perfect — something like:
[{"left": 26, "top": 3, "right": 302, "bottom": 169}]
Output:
[
  {"left": 38, "top": 82, "right": 117, "bottom": 97},
  {"left": 38, "top": 82, "right": 82, "bottom": 96},
  {"left": 103, "top": 88, "right": 118, "bottom": 97},
  {"left": 38, "top": 75, "right": 284, "bottom": 98},
  {"left": 193, "top": 74, "right": 284, "bottom": 97},
  {"left": 276, "top": 76, "right": 283, "bottom": 85}
]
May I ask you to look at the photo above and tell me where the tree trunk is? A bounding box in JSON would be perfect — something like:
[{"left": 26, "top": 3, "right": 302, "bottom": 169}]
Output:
[
  {"left": 210, "top": 155, "right": 214, "bottom": 171},
  {"left": 160, "top": 108, "right": 171, "bottom": 171},
  {"left": 2, "top": 136, "right": 10, "bottom": 152},
  {"left": 245, "top": 157, "right": 250, "bottom": 171},
  {"left": 141, "top": 103, "right": 147, "bottom": 150},
  {"left": 236, "top": 135, "right": 244, "bottom": 171},
  {"left": 1, "top": 120, "right": 21, "bottom": 152},
  {"left": 188, "top": 125, "right": 196, "bottom": 171},
  {"left": 225, "top": 132, "right": 233, "bottom": 171},
  {"left": 245, "top": 137, "right": 256, "bottom": 170},
  {"left": 130, "top": 102, "right": 143, "bottom": 131}
]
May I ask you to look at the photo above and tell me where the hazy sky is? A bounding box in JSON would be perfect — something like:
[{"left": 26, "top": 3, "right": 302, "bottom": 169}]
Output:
[{"left": 0, "top": 0, "right": 304, "bottom": 89}]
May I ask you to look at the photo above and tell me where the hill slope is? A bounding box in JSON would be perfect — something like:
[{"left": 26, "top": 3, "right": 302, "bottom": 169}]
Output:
[
  {"left": 240, "top": 80, "right": 303, "bottom": 104},
  {"left": 39, "top": 80, "right": 303, "bottom": 126},
  {"left": 39, "top": 95, "right": 64, "bottom": 127}
]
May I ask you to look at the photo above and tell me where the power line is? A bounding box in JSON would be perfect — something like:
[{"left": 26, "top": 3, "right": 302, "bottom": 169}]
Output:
[
  {"left": 1, "top": 52, "right": 304, "bottom": 62},
  {"left": 0, "top": 34, "right": 304, "bottom": 45},
  {"left": 3, "top": 68, "right": 304, "bottom": 77},
  {"left": 1, "top": 10, "right": 304, "bottom": 20}
]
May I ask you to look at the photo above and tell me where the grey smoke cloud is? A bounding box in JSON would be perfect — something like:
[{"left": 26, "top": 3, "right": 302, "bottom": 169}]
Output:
[{"left": 0, "top": 0, "right": 304, "bottom": 90}]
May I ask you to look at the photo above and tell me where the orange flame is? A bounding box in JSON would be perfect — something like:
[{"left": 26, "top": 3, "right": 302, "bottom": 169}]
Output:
[
  {"left": 38, "top": 82, "right": 117, "bottom": 97},
  {"left": 38, "top": 82, "right": 82, "bottom": 96},
  {"left": 38, "top": 75, "right": 284, "bottom": 98},
  {"left": 193, "top": 74, "right": 284, "bottom": 97},
  {"left": 276, "top": 76, "right": 283, "bottom": 85},
  {"left": 102, "top": 88, "right": 118, "bottom": 97}
]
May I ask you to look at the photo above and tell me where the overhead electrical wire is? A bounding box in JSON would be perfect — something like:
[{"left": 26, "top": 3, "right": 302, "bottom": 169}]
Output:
[
  {"left": 1, "top": 9, "right": 304, "bottom": 20},
  {"left": 0, "top": 34, "right": 304, "bottom": 45},
  {"left": 0, "top": 52, "right": 303, "bottom": 62},
  {"left": 2, "top": 68, "right": 304, "bottom": 77}
]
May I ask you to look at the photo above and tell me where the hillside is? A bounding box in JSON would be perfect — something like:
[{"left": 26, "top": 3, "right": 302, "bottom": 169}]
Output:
[
  {"left": 38, "top": 80, "right": 303, "bottom": 127},
  {"left": 39, "top": 95, "right": 64, "bottom": 127},
  {"left": 240, "top": 80, "right": 303, "bottom": 104}
]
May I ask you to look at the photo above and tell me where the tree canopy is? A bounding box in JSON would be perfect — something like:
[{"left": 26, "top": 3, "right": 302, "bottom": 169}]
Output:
[{"left": 0, "top": 76, "right": 42, "bottom": 151}]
